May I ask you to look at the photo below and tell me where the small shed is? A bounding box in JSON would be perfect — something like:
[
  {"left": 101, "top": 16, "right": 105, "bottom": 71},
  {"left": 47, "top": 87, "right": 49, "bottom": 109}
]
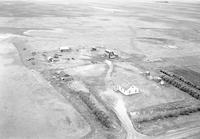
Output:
[
  {"left": 59, "top": 47, "right": 71, "bottom": 52},
  {"left": 160, "top": 80, "right": 165, "bottom": 85},
  {"left": 47, "top": 56, "right": 54, "bottom": 62}
]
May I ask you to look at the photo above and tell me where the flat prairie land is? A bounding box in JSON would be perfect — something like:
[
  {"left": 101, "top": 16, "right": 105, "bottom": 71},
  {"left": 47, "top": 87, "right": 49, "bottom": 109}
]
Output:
[{"left": 1, "top": 0, "right": 200, "bottom": 139}]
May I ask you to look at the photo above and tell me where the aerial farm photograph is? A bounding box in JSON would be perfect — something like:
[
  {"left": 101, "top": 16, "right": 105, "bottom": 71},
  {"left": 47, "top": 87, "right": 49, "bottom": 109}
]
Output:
[{"left": 0, "top": 0, "right": 200, "bottom": 138}]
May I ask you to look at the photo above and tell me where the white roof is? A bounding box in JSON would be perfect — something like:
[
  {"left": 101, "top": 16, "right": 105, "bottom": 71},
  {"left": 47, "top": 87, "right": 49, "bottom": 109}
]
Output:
[
  {"left": 115, "top": 85, "right": 140, "bottom": 95},
  {"left": 59, "top": 46, "right": 71, "bottom": 50}
]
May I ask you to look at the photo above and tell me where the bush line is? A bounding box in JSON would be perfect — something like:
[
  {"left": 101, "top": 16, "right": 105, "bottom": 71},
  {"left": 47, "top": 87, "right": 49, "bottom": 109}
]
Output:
[
  {"left": 135, "top": 105, "right": 200, "bottom": 124},
  {"left": 77, "top": 91, "right": 113, "bottom": 129}
]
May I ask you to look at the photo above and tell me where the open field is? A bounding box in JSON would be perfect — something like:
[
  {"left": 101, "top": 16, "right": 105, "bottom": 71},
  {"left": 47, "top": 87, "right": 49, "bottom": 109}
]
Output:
[
  {"left": 1, "top": 0, "right": 200, "bottom": 139},
  {"left": 0, "top": 36, "right": 91, "bottom": 139}
]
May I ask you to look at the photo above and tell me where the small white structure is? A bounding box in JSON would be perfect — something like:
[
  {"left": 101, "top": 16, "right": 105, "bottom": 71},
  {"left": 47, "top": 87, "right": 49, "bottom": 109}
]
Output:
[
  {"left": 59, "top": 47, "right": 71, "bottom": 52},
  {"left": 115, "top": 85, "right": 140, "bottom": 95},
  {"left": 47, "top": 56, "right": 54, "bottom": 62},
  {"left": 152, "top": 76, "right": 162, "bottom": 83},
  {"left": 144, "top": 71, "right": 150, "bottom": 76},
  {"left": 160, "top": 80, "right": 165, "bottom": 85},
  {"left": 129, "top": 111, "right": 139, "bottom": 117}
]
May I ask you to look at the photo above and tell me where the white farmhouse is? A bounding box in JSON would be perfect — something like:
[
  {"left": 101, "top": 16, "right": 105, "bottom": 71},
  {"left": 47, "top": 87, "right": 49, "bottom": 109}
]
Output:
[
  {"left": 126, "top": 85, "right": 140, "bottom": 95},
  {"left": 115, "top": 85, "right": 140, "bottom": 95}
]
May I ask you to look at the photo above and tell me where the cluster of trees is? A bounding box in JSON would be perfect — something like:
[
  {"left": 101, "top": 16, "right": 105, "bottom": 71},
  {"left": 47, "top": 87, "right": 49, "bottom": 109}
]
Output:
[
  {"left": 161, "top": 75, "right": 200, "bottom": 100},
  {"left": 160, "top": 69, "right": 173, "bottom": 77},
  {"left": 133, "top": 70, "right": 200, "bottom": 125},
  {"left": 78, "top": 91, "right": 113, "bottom": 129},
  {"left": 172, "top": 74, "right": 200, "bottom": 91},
  {"left": 135, "top": 104, "right": 200, "bottom": 124},
  {"left": 160, "top": 69, "right": 200, "bottom": 91}
]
